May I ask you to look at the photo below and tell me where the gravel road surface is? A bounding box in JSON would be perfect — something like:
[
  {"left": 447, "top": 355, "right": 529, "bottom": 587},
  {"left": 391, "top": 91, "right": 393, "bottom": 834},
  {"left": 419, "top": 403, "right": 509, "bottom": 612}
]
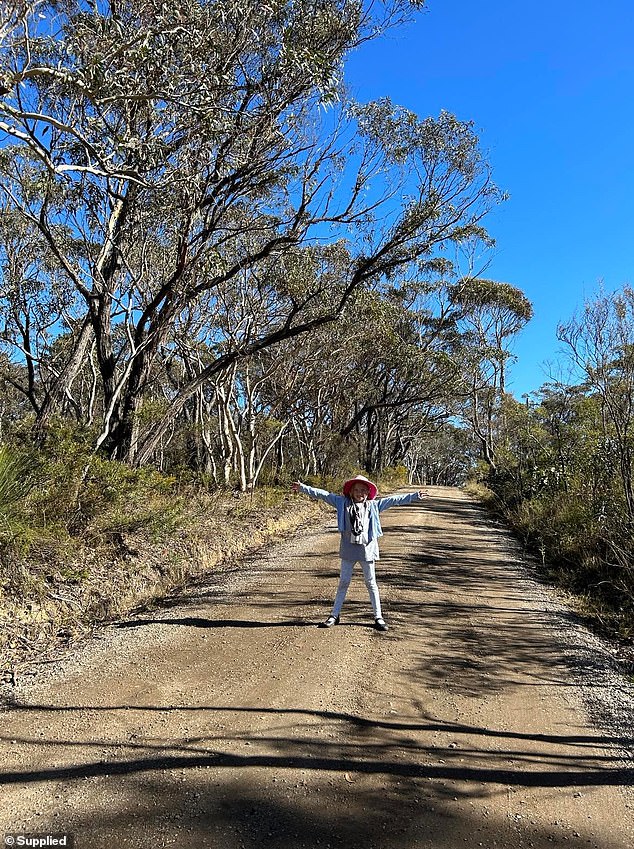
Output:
[{"left": 1, "top": 486, "right": 632, "bottom": 849}]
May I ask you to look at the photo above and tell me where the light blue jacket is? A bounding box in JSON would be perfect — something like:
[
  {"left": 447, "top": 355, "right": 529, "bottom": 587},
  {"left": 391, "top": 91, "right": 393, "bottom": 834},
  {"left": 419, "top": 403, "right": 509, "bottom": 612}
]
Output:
[{"left": 298, "top": 483, "right": 421, "bottom": 542}]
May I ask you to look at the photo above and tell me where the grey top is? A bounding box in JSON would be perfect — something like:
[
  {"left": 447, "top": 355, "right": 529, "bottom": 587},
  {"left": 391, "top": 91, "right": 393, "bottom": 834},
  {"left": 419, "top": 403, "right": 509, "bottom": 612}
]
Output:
[{"left": 339, "top": 502, "right": 380, "bottom": 561}]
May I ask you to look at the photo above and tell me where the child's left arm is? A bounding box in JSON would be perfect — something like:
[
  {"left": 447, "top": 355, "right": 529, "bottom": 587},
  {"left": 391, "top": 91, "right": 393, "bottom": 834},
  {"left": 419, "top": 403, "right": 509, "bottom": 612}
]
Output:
[{"left": 376, "top": 489, "right": 429, "bottom": 513}]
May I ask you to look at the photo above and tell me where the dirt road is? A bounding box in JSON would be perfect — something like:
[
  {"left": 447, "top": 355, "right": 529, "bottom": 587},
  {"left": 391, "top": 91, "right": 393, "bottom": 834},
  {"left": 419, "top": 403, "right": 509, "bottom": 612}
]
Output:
[{"left": 1, "top": 486, "right": 632, "bottom": 849}]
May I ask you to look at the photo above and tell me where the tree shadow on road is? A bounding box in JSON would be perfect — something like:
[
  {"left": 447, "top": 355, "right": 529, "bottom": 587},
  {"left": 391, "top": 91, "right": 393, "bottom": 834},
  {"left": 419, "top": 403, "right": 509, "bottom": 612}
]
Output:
[
  {"left": 10, "top": 776, "right": 628, "bottom": 849},
  {"left": 3, "top": 699, "right": 631, "bottom": 787},
  {"left": 114, "top": 617, "right": 312, "bottom": 629},
  {"left": 374, "top": 497, "right": 607, "bottom": 700},
  {"left": 1, "top": 700, "right": 631, "bottom": 849}
]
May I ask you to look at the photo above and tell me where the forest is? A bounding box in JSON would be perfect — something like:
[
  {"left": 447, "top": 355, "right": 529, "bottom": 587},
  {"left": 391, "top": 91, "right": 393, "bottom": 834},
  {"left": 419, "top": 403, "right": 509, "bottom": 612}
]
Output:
[{"left": 0, "top": 0, "right": 632, "bottom": 658}]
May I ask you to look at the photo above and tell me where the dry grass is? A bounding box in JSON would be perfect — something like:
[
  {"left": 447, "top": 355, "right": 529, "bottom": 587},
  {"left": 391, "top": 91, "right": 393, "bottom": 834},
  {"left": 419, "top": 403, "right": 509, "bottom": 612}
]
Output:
[{"left": 1, "top": 488, "right": 324, "bottom": 680}]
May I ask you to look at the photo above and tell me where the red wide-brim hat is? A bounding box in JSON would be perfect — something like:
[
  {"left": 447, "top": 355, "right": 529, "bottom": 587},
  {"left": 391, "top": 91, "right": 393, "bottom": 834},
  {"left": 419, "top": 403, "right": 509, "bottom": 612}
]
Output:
[{"left": 342, "top": 474, "right": 378, "bottom": 500}]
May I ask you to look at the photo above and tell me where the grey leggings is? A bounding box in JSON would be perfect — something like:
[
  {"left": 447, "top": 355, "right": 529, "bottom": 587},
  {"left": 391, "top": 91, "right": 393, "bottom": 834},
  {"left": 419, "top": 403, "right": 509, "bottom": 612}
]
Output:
[{"left": 331, "top": 558, "right": 382, "bottom": 619}]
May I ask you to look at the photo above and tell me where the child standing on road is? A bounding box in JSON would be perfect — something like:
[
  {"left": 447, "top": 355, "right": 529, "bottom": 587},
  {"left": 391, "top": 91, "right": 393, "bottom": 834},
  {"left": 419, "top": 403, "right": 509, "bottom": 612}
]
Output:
[{"left": 292, "top": 475, "right": 428, "bottom": 631}]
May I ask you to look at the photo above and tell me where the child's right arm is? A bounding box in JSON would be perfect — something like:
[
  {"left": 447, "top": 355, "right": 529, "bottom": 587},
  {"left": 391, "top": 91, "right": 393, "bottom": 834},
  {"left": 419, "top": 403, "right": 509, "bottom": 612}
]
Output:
[{"left": 292, "top": 481, "right": 339, "bottom": 508}]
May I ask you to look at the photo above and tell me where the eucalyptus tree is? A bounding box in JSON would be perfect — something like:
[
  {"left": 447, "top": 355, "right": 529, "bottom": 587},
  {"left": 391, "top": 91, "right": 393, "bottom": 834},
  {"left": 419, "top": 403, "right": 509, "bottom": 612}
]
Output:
[
  {"left": 401, "top": 422, "right": 477, "bottom": 485},
  {"left": 449, "top": 277, "right": 533, "bottom": 469},
  {"left": 254, "top": 320, "right": 355, "bottom": 477},
  {"left": 129, "top": 98, "right": 503, "bottom": 469},
  {"left": 252, "top": 278, "right": 459, "bottom": 478},
  {"left": 1, "top": 0, "right": 502, "bottom": 468},
  {"left": 0, "top": 208, "right": 94, "bottom": 420},
  {"left": 0, "top": 355, "right": 32, "bottom": 438},
  {"left": 336, "top": 279, "right": 460, "bottom": 472},
  {"left": 558, "top": 285, "right": 634, "bottom": 521},
  {"left": 0, "top": 212, "right": 45, "bottom": 415}
]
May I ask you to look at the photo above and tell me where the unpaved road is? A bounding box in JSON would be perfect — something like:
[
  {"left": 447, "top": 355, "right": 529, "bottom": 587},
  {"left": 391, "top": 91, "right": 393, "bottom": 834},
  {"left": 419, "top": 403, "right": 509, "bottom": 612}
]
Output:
[{"left": 1, "top": 486, "right": 633, "bottom": 849}]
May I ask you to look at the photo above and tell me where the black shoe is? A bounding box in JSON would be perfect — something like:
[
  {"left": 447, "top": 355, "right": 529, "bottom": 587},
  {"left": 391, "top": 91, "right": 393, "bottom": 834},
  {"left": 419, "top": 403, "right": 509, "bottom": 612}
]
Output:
[
  {"left": 319, "top": 615, "right": 340, "bottom": 628},
  {"left": 374, "top": 617, "right": 388, "bottom": 632}
]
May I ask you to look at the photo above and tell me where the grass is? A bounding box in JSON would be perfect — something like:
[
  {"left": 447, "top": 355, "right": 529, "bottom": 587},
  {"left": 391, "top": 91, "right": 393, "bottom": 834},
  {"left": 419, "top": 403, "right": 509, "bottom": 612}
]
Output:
[{"left": 464, "top": 479, "right": 634, "bottom": 653}]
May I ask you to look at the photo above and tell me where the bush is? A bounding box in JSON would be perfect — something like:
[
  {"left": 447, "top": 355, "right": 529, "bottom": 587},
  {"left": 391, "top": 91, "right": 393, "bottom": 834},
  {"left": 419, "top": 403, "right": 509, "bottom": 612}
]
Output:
[
  {"left": 0, "top": 444, "right": 40, "bottom": 514},
  {"left": 476, "top": 477, "right": 634, "bottom": 641},
  {"left": 378, "top": 465, "right": 409, "bottom": 490},
  {"left": 0, "top": 422, "right": 190, "bottom": 594}
]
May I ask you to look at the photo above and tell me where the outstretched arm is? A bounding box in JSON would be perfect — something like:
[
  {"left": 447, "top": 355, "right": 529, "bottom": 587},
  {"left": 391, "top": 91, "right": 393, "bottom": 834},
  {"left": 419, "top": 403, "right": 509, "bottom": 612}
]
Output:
[
  {"left": 377, "top": 489, "right": 429, "bottom": 512},
  {"left": 292, "top": 481, "right": 340, "bottom": 508}
]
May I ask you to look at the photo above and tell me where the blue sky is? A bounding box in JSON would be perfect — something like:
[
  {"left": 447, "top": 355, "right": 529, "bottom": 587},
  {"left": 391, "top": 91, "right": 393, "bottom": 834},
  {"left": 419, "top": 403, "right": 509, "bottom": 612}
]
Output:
[{"left": 345, "top": 0, "right": 634, "bottom": 397}]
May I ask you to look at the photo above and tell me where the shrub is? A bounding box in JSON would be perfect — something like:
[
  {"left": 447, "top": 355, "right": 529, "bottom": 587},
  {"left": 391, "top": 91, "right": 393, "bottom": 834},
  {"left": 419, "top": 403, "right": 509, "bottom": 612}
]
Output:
[{"left": 0, "top": 443, "right": 40, "bottom": 516}]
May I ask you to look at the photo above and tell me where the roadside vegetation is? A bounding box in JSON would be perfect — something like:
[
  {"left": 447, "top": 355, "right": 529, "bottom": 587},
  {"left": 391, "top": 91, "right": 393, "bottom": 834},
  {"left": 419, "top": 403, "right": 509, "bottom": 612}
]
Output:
[{"left": 467, "top": 287, "right": 634, "bottom": 649}]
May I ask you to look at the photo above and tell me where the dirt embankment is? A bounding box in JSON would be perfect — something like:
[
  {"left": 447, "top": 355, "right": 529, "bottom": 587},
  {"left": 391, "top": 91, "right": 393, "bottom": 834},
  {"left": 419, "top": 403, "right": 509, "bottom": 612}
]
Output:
[
  {"left": 1, "top": 489, "right": 324, "bottom": 680},
  {"left": 0, "top": 486, "right": 632, "bottom": 849}
]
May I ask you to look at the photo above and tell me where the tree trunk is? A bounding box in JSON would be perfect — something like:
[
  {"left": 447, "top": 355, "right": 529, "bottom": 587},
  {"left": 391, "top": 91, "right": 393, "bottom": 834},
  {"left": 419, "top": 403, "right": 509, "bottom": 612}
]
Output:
[{"left": 35, "top": 315, "right": 94, "bottom": 431}]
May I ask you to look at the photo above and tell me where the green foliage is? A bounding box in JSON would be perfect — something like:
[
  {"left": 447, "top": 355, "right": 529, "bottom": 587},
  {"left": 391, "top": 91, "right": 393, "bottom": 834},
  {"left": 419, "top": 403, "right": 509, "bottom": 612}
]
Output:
[
  {"left": 0, "top": 443, "right": 40, "bottom": 516},
  {"left": 379, "top": 464, "right": 409, "bottom": 490},
  {"left": 450, "top": 278, "right": 533, "bottom": 324},
  {"left": 479, "top": 378, "right": 634, "bottom": 641},
  {"left": 0, "top": 443, "right": 47, "bottom": 570},
  {"left": 0, "top": 420, "right": 187, "bottom": 576}
]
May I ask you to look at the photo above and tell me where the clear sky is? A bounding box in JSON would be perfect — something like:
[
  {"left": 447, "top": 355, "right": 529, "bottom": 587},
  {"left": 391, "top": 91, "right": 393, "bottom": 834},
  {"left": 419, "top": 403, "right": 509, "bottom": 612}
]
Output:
[{"left": 344, "top": 0, "right": 634, "bottom": 398}]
